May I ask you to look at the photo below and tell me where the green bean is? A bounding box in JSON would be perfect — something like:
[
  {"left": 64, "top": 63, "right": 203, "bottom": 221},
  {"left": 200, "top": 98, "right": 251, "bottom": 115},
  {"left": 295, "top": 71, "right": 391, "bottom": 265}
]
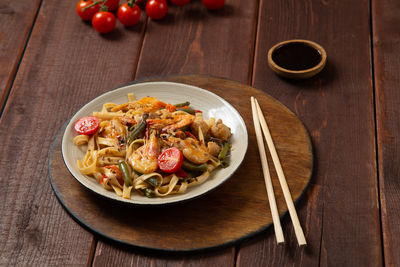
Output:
[
  {"left": 145, "top": 177, "right": 159, "bottom": 188},
  {"left": 118, "top": 161, "right": 132, "bottom": 187},
  {"left": 127, "top": 114, "right": 148, "bottom": 144},
  {"left": 134, "top": 170, "right": 143, "bottom": 176},
  {"left": 218, "top": 142, "right": 230, "bottom": 160},
  {"left": 185, "top": 171, "right": 201, "bottom": 179},
  {"left": 218, "top": 142, "right": 230, "bottom": 168},
  {"left": 176, "top": 107, "right": 196, "bottom": 115},
  {"left": 174, "top": 101, "right": 190, "bottom": 107},
  {"left": 141, "top": 188, "right": 155, "bottom": 198},
  {"left": 182, "top": 160, "right": 208, "bottom": 172}
]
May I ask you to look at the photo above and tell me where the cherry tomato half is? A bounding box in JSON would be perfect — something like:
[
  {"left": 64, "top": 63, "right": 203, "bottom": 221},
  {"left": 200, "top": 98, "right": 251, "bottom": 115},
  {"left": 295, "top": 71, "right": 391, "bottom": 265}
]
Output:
[
  {"left": 146, "top": 0, "right": 168, "bottom": 20},
  {"left": 74, "top": 116, "right": 100, "bottom": 135},
  {"left": 158, "top": 147, "right": 183, "bottom": 173},
  {"left": 76, "top": 0, "right": 100, "bottom": 21},
  {"left": 118, "top": 3, "right": 141, "bottom": 26},
  {"left": 104, "top": 0, "right": 120, "bottom": 11},
  {"left": 170, "top": 0, "right": 190, "bottom": 6},
  {"left": 92, "top": 11, "right": 116, "bottom": 33},
  {"left": 202, "top": 0, "right": 225, "bottom": 10}
]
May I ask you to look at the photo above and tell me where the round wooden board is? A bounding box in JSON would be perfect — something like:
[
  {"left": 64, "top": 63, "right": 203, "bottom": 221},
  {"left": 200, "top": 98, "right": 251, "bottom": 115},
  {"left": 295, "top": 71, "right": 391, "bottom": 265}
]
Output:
[{"left": 49, "top": 75, "right": 313, "bottom": 253}]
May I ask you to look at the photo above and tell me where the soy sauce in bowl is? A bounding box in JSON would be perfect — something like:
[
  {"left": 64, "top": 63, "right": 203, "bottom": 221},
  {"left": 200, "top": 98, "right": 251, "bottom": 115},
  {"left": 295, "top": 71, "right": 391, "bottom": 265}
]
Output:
[{"left": 268, "top": 40, "right": 327, "bottom": 79}]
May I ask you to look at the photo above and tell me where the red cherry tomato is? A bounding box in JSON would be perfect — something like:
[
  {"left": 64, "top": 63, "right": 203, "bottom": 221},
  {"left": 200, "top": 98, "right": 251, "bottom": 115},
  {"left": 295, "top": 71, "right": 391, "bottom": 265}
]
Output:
[
  {"left": 158, "top": 147, "right": 183, "bottom": 173},
  {"left": 202, "top": 0, "right": 225, "bottom": 10},
  {"left": 170, "top": 0, "right": 190, "bottom": 6},
  {"left": 74, "top": 116, "right": 100, "bottom": 135},
  {"left": 104, "top": 0, "right": 120, "bottom": 11},
  {"left": 118, "top": 3, "right": 141, "bottom": 26},
  {"left": 92, "top": 11, "right": 116, "bottom": 33},
  {"left": 146, "top": 0, "right": 168, "bottom": 20},
  {"left": 76, "top": 0, "right": 100, "bottom": 21}
]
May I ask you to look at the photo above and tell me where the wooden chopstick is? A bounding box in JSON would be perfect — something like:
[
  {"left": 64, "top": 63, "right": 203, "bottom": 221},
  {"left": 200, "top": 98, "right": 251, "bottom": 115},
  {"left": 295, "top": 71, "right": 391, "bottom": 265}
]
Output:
[
  {"left": 254, "top": 97, "right": 307, "bottom": 246},
  {"left": 251, "top": 97, "right": 284, "bottom": 244}
]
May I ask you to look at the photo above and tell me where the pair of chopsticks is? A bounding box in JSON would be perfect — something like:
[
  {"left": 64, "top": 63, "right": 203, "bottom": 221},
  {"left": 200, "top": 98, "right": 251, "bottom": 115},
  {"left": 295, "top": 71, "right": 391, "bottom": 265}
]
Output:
[{"left": 251, "top": 96, "right": 306, "bottom": 246}]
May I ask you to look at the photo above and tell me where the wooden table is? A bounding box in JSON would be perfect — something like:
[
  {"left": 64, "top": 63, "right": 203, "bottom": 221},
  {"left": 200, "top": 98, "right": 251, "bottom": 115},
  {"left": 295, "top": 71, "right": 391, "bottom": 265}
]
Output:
[{"left": 0, "top": 0, "right": 398, "bottom": 266}]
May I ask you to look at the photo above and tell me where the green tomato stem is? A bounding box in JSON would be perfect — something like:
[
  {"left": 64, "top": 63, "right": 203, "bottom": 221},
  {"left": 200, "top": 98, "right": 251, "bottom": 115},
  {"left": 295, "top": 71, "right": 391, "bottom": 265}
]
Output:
[
  {"left": 99, "top": 5, "right": 108, "bottom": 12},
  {"left": 82, "top": 0, "right": 102, "bottom": 11},
  {"left": 128, "top": 0, "right": 136, "bottom": 7},
  {"left": 99, "top": 0, "right": 110, "bottom": 12}
]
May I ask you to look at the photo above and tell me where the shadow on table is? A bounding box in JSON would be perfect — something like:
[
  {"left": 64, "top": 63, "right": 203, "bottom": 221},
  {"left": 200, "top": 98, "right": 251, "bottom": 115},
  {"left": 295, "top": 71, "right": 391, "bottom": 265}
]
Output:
[{"left": 276, "top": 60, "right": 337, "bottom": 89}]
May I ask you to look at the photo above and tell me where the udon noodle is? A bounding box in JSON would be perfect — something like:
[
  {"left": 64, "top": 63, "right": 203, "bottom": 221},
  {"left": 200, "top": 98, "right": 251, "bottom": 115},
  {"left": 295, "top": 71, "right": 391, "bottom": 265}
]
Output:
[{"left": 73, "top": 93, "right": 232, "bottom": 199}]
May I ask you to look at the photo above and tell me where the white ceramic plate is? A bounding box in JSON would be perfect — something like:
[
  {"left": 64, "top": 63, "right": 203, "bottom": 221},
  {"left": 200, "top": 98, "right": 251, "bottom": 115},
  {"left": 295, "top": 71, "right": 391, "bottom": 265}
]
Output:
[{"left": 62, "top": 81, "right": 248, "bottom": 205}]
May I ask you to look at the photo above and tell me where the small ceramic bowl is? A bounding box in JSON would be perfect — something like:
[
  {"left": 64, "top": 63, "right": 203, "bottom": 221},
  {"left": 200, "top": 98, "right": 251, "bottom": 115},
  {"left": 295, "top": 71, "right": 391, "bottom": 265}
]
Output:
[{"left": 267, "top": 39, "right": 327, "bottom": 79}]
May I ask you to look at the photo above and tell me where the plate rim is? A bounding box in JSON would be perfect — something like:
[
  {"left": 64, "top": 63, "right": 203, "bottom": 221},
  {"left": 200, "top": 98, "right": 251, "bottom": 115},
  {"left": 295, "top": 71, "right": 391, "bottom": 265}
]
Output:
[{"left": 61, "top": 81, "right": 248, "bottom": 206}]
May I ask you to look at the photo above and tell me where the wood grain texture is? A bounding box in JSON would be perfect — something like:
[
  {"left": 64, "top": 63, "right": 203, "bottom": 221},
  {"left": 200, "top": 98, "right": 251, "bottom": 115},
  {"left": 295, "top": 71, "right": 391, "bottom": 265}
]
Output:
[
  {"left": 237, "top": 0, "right": 382, "bottom": 266},
  {"left": 50, "top": 76, "right": 313, "bottom": 252},
  {"left": 0, "top": 0, "right": 145, "bottom": 265},
  {"left": 135, "top": 0, "right": 257, "bottom": 83},
  {"left": 0, "top": 0, "right": 41, "bottom": 110},
  {"left": 373, "top": 0, "right": 400, "bottom": 265},
  {"left": 93, "top": 243, "right": 235, "bottom": 267}
]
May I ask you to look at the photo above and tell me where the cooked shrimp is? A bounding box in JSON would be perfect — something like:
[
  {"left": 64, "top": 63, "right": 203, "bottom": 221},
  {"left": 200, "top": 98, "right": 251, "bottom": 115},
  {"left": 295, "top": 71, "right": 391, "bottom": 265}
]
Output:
[
  {"left": 167, "top": 137, "right": 209, "bottom": 164},
  {"left": 207, "top": 141, "right": 221, "bottom": 157},
  {"left": 118, "top": 116, "right": 136, "bottom": 126},
  {"left": 128, "top": 131, "right": 160, "bottom": 174},
  {"left": 191, "top": 112, "right": 209, "bottom": 140},
  {"left": 136, "top": 97, "right": 166, "bottom": 113},
  {"left": 148, "top": 113, "right": 195, "bottom": 132},
  {"left": 99, "top": 117, "right": 127, "bottom": 146},
  {"left": 111, "top": 97, "right": 166, "bottom": 113},
  {"left": 210, "top": 119, "right": 232, "bottom": 141}
]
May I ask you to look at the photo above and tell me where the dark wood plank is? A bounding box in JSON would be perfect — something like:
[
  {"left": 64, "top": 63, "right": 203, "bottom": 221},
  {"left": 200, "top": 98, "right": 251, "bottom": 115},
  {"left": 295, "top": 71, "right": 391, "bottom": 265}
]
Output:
[
  {"left": 373, "top": 0, "right": 400, "bottom": 265},
  {"left": 93, "top": 243, "right": 235, "bottom": 267},
  {"left": 135, "top": 0, "right": 257, "bottom": 83},
  {"left": 93, "top": 0, "right": 259, "bottom": 264},
  {"left": 0, "top": 0, "right": 145, "bottom": 265},
  {"left": 237, "top": 0, "right": 382, "bottom": 266},
  {"left": 0, "top": 0, "right": 41, "bottom": 110}
]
